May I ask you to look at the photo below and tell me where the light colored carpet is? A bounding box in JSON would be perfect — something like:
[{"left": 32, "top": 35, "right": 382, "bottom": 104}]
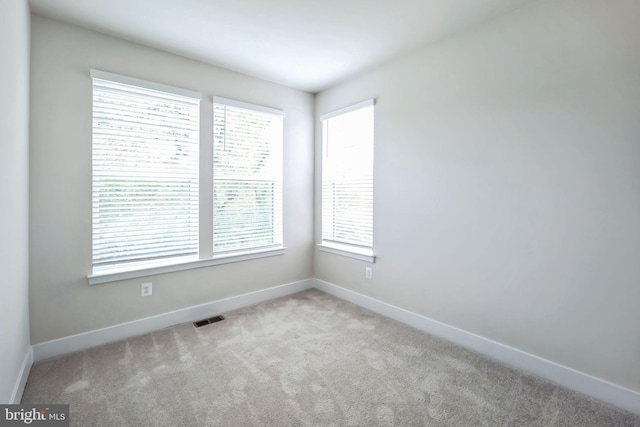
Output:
[{"left": 23, "top": 289, "right": 639, "bottom": 426}]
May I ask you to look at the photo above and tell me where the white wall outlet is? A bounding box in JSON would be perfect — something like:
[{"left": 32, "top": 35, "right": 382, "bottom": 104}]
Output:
[
  {"left": 141, "top": 282, "right": 152, "bottom": 297},
  {"left": 365, "top": 267, "right": 373, "bottom": 280}
]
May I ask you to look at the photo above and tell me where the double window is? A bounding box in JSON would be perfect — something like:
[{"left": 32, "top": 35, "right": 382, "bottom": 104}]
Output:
[
  {"left": 320, "top": 100, "right": 375, "bottom": 262},
  {"left": 90, "top": 71, "right": 284, "bottom": 283}
]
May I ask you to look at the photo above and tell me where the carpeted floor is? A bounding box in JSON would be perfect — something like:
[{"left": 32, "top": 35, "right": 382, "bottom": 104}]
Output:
[{"left": 23, "top": 289, "right": 640, "bottom": 426}]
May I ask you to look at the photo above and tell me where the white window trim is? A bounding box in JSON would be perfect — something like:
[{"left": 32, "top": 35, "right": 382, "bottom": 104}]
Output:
[
  {"left": 91, "top": 70, "right": 202, "bottom": 270},
  {"left": 88, "top": 246, "right": 286, "bottom": 285},
  {"left": 90, "top": 69, "right": 201, "bottom": 99},
  {"left": 317, "top": 242, "right": 375, "bottom": 263},
  {"left": 213, "top": 96, "right": 286, "bottom": 117},
  {"left": 320, "top": 99, "right": 376, "bottom": 262},
  {"left": 319, "top": 99, "right": 374, "bottom": 121},
  {"left": 87, "top": 71, "right": 287, "bottom": 284},
  {"left": 212, "top": 97, "right": 284, "bottom": 255}
]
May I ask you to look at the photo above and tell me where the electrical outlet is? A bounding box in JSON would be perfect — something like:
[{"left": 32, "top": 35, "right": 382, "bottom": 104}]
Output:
[
  {"left": 141, "top": 282, "right": 152, "bottom": 297},
  {"left": 365, "top": 267, "right": 372, "bottom": 280}
]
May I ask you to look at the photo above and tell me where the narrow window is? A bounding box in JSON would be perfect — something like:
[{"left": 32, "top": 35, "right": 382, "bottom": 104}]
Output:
[
  {"left": 213, "top": 97, "right": 284, "bottom": 255},
  {"left": 321, "top": 99, "right": 375, "bottom": 259}
]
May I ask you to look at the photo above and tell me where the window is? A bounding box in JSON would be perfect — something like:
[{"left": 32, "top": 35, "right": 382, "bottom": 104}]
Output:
[
  {"left": 320, "top": 99, "right": 375, "bottom": 262},
  {"left": 213, "top": 97, "right": 284, "bottom": 254},
  {"left": 91, "top": 70, "right": 200, "bottom": 268},
  {"left": 89, "top": 71, "right": 285, "bottom": 284}
]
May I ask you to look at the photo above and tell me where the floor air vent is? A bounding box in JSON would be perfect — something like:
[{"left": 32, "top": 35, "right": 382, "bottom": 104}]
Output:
[{"left": 193, "top": 315, "right": 225, "bottom": 328}]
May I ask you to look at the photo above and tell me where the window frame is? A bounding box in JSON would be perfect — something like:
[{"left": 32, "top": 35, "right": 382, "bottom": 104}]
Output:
[
  {"left": 88, "top": 70, "right": 286, "bottom": 285},
  {"left": 212, "top": 96, "right": 285, "bottom": 256},
  {"left": 318, "top": 99, "right": 376, "bottom": 263}
]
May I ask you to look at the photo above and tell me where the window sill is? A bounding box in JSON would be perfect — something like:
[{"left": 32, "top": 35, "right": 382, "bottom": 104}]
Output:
[
  {"left": 317, "top": 242, "right": 375, "bottom": 263},
  {"left": 88, "top": 247, "right": 286, "bottom": 285}
]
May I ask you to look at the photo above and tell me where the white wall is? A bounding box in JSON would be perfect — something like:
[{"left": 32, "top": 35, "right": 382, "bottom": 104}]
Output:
[
  {"left": 315, "top": 0, "right": 640, "bottom": 392},
  {"left": 0, "top": 0, "right": 31, "bottom": 403},
  {"left": 29, "top": 15, "right": 314, "bottom": 344}
]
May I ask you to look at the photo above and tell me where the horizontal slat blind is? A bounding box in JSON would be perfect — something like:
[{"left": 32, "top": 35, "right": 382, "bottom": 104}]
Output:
[
  {"left": 213, "top": 100, "right": 283, "bottom": 254},
  {"left": 322, "top": 102, "right": 374, "bottom": 249},
  {"left": 92, "top": 75, "right": 200, "bottom": 266}
]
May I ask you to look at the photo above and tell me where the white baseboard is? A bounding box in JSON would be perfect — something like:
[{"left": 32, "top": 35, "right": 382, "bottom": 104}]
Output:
[
  {"left": 313, "top": 279, "right": 640, "bottom": 416},
  {"left": 32, "top": 279, "right": 313, "bottom": 363},
  {"left": 27, "top": 277, "right": 639, "bottom": 415},
  {"left": 10, "top": 347, "right": 33, "bottom": 404}
]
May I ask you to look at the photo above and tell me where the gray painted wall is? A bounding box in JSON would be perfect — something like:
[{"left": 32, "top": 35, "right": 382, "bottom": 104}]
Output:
[
  {"left": 0, "top": 0, "right": 31, "bottom": 403},
  {"left": 315, "top": 0, "right": 640, "bottom": 392},
  {"left": 29, "top": 15, "right": 314, "bottom": 344}
]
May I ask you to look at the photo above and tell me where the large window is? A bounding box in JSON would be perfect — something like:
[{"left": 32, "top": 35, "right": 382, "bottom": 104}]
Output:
[
  {"left": 91, "top": 70, "right": 200, "bottom": 268},
  {"left": 320, "top": 99, "right": 375, "bottom": 261},
  {"left": 213, "top": 97, "right": 284, "bottom": 254},
  {"left": 90, "top": 71, "right": 285, "bottom": 284}
]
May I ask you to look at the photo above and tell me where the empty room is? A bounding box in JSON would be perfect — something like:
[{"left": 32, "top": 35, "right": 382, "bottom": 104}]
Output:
[{"left": 1, "top": 0, "right": 639, "bottom": 425}]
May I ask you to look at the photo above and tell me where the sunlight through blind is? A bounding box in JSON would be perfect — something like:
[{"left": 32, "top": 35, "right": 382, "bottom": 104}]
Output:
[
  {"left": 213, "top": 97, "right": 284, "bottom": 254},
  {"left": 91, "top": 71, "right": 200, "bottom": 267},
  {"left": 321, "top": 100, "right": 374, "bottom": 251}
]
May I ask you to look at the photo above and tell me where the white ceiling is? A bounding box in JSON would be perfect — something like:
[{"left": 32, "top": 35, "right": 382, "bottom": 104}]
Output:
[{"left": 29, "top": 0, "right": 532, "bottom": 93}]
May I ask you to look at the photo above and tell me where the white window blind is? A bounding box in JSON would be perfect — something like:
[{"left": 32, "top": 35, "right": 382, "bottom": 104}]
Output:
[
  {"left": 91, "top": 70, "right": 200, "bottom": 267},
  {"left": 213, "top": 97, "right": 284, "bottom": 254},
  {"left": 321, "top": 100, "right": 375, "bottom": 252}
]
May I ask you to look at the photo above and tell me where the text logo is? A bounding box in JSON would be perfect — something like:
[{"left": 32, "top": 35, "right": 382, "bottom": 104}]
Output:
[{"left": 0, "top": 405, "right": 69, "bottom": 427}]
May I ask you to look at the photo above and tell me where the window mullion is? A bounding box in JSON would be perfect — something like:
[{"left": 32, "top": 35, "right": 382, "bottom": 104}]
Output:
[{"left": 199, "top": 96, "right": 214, "bottom": 259}]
